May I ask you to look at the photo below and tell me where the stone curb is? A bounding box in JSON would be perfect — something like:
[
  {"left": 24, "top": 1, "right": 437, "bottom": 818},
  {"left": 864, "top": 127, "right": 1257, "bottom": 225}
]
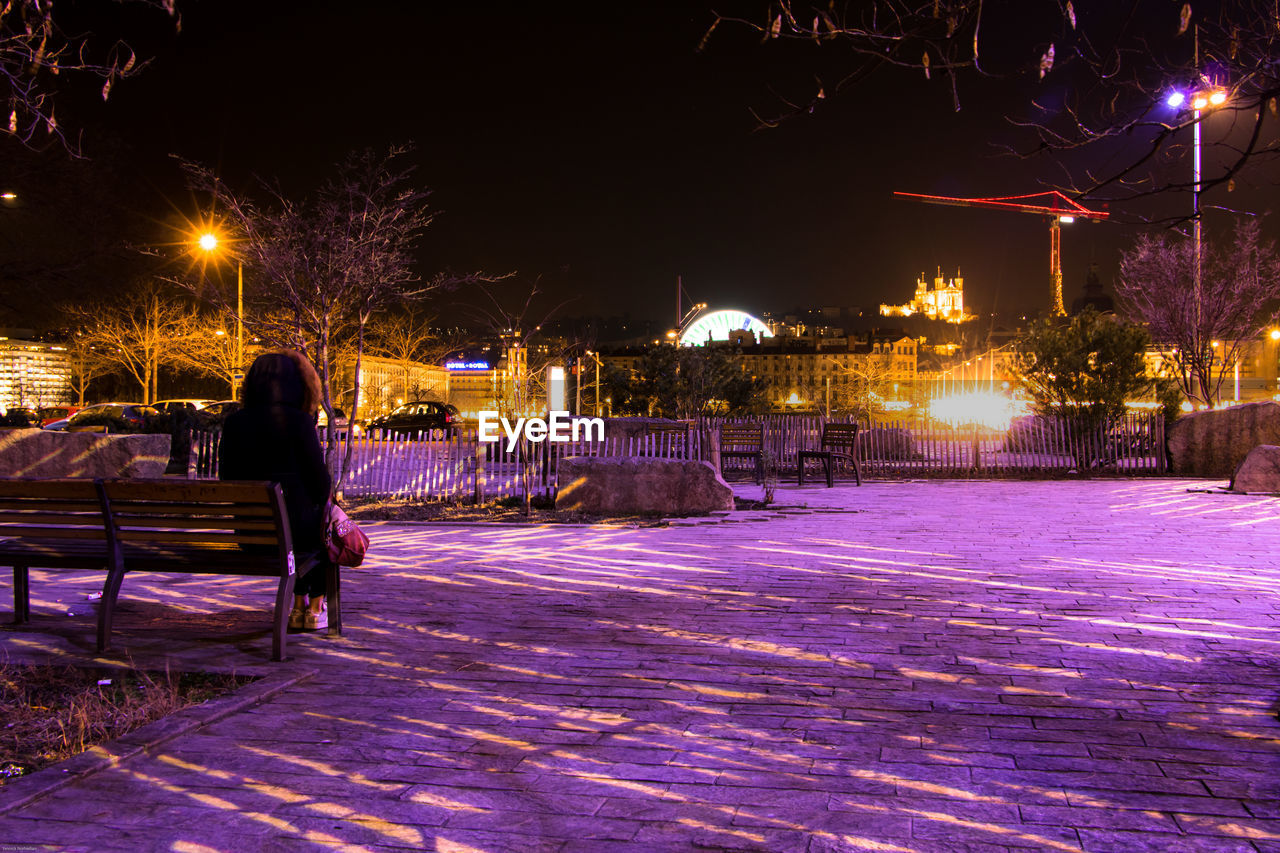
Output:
[{"left": 0, "top": 667, "right": 315, "bottom": 816}]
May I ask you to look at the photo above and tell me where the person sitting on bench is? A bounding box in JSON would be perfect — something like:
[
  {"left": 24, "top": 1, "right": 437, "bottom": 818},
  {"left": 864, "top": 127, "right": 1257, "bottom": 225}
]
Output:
[{"left": 219, "top": 350, "right": 333, "bottom": 631}]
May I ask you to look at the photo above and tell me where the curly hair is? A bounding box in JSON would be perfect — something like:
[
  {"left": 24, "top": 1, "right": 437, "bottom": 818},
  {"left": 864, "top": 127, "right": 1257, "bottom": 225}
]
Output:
[{"left": 278, "top": 349, "right": 324, "bottom": 417}]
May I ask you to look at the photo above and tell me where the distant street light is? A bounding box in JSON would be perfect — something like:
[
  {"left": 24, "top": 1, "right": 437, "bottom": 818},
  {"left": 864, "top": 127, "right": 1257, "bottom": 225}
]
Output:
[
  {"left": 0, "top": 192, "right": 16, "bottom": 201},
  {"left": 196, "top": 232, "right": 244, "bottom": 398},
  {"left": 1168, "top": 80, "right": 1229, "bottom": 372}
]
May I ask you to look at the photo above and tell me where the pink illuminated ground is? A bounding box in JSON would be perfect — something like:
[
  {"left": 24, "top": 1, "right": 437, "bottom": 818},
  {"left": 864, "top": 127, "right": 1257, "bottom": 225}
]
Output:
[{"left": 1, "top": 478, "right": 1278, "bottom": 851}]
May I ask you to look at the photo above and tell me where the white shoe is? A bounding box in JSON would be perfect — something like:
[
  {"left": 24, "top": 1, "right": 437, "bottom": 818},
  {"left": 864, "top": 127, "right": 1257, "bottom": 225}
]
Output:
[{"left": 304, "top": 603, "right": 328, "bottom": 631}]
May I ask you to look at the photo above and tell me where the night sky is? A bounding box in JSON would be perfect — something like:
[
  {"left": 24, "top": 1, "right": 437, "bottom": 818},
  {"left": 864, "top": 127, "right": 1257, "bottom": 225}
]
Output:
[{"left": 11, "top": 1, "right": 1276, "bottom": 332}]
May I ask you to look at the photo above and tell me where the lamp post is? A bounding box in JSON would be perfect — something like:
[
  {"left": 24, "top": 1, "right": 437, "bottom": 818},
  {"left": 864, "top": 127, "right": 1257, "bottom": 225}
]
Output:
[
  {"left": 1167, "top": 84, "right": 1228, "bottom": 395},
  {"left": 197, "top": 233, "right": 244, "bottom": 398},
  {"left": 584, "top": 349, "right": 603, "bottom": 417}
]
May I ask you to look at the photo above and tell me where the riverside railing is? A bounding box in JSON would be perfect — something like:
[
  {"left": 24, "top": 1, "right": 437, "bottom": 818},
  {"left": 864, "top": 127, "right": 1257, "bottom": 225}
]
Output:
[{"left": 186, "top": 410, "right": 1166, "bottom": 501}]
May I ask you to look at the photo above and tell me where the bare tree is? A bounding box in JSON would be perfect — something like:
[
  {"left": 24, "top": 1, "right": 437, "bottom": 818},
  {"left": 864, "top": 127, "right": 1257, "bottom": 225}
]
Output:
[
  {"left": 1117, "top": 217, "right": 1280, "bottom": 408},
  {"left": 824, "top": 351, "right": 896, "bottom": 419},
  {"left": 62, "top": 330, "right": 112, "bottom": 406},
  {"left": 71, "top": 279, "right": 197, "bottom": 404},
  {"left": 465, "top": 279, "right": 570, "bottom": 513},
  {"left": 168, "top": 311, "right": 249, "bottom": 398},
  {"left": 365, "top": 307, "right": 459, "bottom": 408},
  {"left": 2, "top": 0, "right": 179, "bottom": 153},
  {"left": 183, "top": 147, "right": 492, "bottom": 486},
  {"left": 708, "top": 1, "right": 1280, "bottom": 210}
]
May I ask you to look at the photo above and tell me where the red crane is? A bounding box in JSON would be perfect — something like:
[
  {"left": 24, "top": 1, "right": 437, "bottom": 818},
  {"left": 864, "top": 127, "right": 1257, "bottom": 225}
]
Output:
[{"left": 894, "top": 190, "right": 1109, "bottom": 316}]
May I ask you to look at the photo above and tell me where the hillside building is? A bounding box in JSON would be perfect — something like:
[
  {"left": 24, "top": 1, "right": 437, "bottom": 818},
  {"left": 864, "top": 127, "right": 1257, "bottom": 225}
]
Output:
[{"left": 881, "top": 269, "right": 974, "bottom": 323}]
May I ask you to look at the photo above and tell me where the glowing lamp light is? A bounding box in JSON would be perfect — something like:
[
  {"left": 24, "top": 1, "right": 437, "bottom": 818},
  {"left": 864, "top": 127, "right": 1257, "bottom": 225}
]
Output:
[
  {"left": 928, "top": 391, "right": 1027, "bottom": 431},
  {"left": 198, "top": 233, "right": 218, "bottom": 251},
  {"left": 546, "top": 365, "right": 566, "bottom": 411},
  {"left": 1058, "top": 215, "right": 1075, "bottom": 224},
  {"left": 1270, "top": 329, "right": 1280, "bottom": 341},
  {"left": 1166, "top": 92, "right": 1186, "bottom": 108},
  {"left": 1192, "top": 95, "right": 1209, "bottom": 110},
  {"left": 1208, "top": 90, "right": 1227, "bottom": 106},
  {"left": 0, "top": 192, "right": 15, "bottom": 200}
]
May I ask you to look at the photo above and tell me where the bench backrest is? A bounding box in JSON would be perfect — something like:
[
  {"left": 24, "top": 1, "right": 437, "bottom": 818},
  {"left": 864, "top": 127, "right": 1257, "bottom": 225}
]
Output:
[
  {"left": 0, "top": 478, "right": 109, "bottom": 541},
  {"left": 720, "top": 423, "right": 763, "bottom": 451},
  {"left": 820, "top": 422, "right": 860, "bottom": 452},
  {"left": 646, "top": 421, "right": 692, "bottom": 436},
  {"left": 99, "top": 479, "right": 294, "bottom": 561}
]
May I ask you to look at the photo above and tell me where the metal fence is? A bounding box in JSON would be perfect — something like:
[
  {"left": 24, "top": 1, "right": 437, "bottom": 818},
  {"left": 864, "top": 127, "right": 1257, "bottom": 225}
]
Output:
[{"left": 187, "top": 410, "right": 1166, "bottom": 501}]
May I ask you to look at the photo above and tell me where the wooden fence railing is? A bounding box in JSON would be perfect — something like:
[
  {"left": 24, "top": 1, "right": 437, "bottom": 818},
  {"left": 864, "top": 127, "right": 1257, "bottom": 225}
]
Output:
[{"left": 186, "top": 411, "right": 1166, "bottom": 501}]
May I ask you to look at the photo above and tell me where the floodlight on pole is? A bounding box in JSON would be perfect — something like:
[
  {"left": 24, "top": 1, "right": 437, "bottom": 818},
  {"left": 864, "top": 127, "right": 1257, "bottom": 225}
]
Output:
[{"left": 196, "top": 231, "right": 244, "bottom": 398}]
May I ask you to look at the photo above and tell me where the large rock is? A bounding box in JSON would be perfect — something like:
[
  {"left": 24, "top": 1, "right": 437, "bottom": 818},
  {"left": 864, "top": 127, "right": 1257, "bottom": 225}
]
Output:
[
  {"left": 1230, "top": 444, "right": 1280, "bottom": 494},
  {"left": 556, "top": 456, "right": 734, "bottom": 515},
  {"left": 1168, "top": 401, "right": 1280, "bottom": 477},
  {"left": 0, "top": 429, "right": 171, "bottom": 479}
]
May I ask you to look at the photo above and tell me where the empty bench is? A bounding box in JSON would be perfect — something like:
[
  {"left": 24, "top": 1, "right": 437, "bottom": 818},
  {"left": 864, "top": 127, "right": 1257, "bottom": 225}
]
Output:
[
  {"left": 719, "top": 423, "right": 764, "bottom": 483},
  {"left": 644, "top": 420, "right": 695, "bottom": 457},
  {"left": 0, "top": 478, "right": 337, "bottom": 661},
  {"left": 798, "top": 422, "right": 862, "bottom": 487}
]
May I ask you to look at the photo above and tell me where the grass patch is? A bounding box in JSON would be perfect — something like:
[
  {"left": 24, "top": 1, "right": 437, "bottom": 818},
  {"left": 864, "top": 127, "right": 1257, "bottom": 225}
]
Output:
[
  {"left": 0, "top": 662, "right": 252, "bottom": 784},
  {"left": 345, "top": 497, "right": 671, "bottom": 526}
]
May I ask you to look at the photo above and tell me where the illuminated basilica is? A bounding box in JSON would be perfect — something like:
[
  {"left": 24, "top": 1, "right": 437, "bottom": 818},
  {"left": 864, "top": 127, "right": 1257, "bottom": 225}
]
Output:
[{"left": 880, "top": 268, "right": 973, "bottom": 323}]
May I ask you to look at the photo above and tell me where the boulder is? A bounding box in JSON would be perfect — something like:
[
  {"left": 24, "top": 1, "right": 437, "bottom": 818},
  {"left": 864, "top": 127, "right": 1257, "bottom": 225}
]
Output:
[
  {"left": 0, "top": 429, "right": 171, "bottom": 479},
  {"left": 556, "top": 456, "right": 734, "bottom": 515},
  {"left": 1230, "top": 444, "right": 1280, "bottom": 494},
  {"left": 1167, "top": 401, "right": 1280, "bottom": 478}
]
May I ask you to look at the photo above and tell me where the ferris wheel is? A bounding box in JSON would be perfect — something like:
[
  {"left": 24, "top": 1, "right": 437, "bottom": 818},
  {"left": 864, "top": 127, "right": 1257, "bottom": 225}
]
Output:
[{"left": 678, "top": 309, "right": 772, "bottom": 347}]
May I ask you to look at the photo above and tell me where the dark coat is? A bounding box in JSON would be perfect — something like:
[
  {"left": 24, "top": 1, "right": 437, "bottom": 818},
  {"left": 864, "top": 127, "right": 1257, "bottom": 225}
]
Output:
[{"left": 218, "top": 354, "right": 331, "bottom": 554}]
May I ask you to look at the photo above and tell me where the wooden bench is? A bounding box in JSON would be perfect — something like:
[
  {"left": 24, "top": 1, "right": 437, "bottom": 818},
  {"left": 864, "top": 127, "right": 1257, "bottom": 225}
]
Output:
[
  {"left": 1, "top": 478, "right": 335, "bottom": 661},
  {"left": 0, "top": 479, "right": 111, "bottom": 626},
  {"left": 798, "top": 422, "right": 862, "bottom": 487},
  {"left": 719, "top": 423, "right": 764, "bottom": 483},
  {"left": 644, "top": 421, "right": 694, "bottom": 456}
]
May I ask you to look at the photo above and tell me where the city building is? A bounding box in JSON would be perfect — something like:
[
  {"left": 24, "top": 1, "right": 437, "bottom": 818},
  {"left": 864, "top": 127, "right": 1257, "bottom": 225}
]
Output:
[
  {"left": 741, "top": 330, "right": 917, "bottom": 410},
  {"left": 0, "top": 338, "right": 72, "bottom": 412},
  {"left": 335, "top": 354, "right": 450, "bottom": 419},
  {"left": 601, "top": 327, "right": 918, "bottom": 412}
]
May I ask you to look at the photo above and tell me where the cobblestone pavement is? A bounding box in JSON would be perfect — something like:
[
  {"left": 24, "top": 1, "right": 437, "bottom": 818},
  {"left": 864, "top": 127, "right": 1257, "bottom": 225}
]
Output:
[{"left": 2, "top": 479, "right": 1279, "bottom": 852}]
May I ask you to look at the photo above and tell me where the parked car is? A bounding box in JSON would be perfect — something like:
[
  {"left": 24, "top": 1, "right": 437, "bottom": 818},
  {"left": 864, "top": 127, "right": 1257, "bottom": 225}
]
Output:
[
  {"left": 46, "top": 403, "right": 160, "bottom": 433},
  {"left": 0, "top": 406, "right": 38, "bottom": 427},
  {"left": 37, "top": 405, "right": 79, "bottom": 427},
  {"left": 197, "top": 400, "right": 241, "bottom": 422},
  {"left": 369, "top": 401, "right": 459, "bottom": 436},
  {"left": 153, "top": 399, "right": 216, "bottom": 416},
  {"left": 317, "top": 406, "right": 360, "bottom": 438}
]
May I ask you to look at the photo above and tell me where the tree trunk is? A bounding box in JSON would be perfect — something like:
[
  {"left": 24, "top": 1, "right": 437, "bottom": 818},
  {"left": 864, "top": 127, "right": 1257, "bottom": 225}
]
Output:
[{"left": 338, "top": 320, "right": 366, "bottom": 491}]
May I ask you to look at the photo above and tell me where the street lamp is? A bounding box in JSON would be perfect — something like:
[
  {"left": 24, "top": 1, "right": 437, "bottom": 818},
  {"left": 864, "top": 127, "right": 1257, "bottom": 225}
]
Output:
[
  {"left": 1167, "top": 82, "right": 1229, "bottom": 377},
  {"left": 196, "top": 232, "right": 244, "bottom": 398}
]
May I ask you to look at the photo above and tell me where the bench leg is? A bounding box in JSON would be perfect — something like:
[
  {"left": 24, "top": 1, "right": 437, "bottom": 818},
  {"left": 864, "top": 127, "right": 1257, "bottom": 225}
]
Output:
[
  {"left": 825, "top": 456, "right": 834, "bottom": 488},
  {"left": 326, "top": 563, "right": 341, "bottom": 638},
  {"left": 97, "top": 565, "right": 126, "bottom": 653},
  {"left": 272, "top": 572, "right": 297, "bottom": 662},
  {"left": 13, "top": 565, "right": 29, "bottom": 623}
]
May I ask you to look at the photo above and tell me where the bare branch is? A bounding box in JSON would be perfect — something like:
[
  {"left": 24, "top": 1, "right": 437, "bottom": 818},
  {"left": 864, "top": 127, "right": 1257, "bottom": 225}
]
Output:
[{"left": 1, "top": 0, "right": 179, "bottom": 155}]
